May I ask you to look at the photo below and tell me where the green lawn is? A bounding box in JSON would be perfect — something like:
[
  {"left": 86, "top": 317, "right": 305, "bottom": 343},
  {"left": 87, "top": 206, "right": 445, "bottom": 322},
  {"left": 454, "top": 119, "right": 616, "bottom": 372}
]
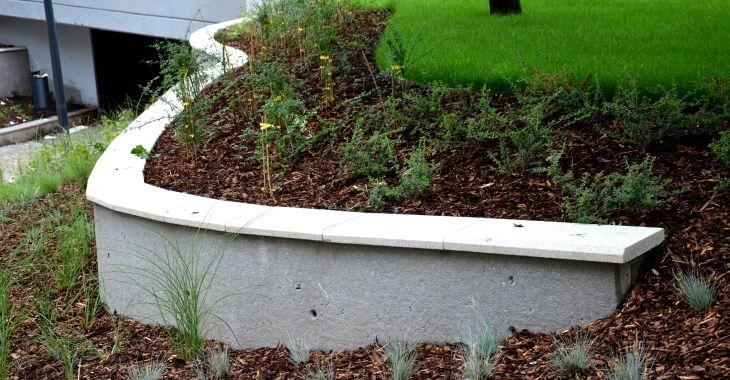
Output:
[{"left": 365, "top": 0, "right": 730, "bottom": 92}]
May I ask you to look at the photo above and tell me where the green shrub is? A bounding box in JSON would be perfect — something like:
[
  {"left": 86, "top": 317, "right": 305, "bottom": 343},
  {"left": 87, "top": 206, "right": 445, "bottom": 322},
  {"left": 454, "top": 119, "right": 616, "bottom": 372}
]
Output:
[
  {"left": 604, "top": 81, "right": 688, "bottom": 149},
  {"left": 551, "top": 333, "right": 594, "bottom": 377},
  {"left": 517, "top": 70, "right": 602, "bottom": 127},
  {"left": 489, "top": 105, "right": 555, "bottom": 174},
  {"left": 550, "top": 155, "right": 665, "bottom": 223},
  {"left": 382, "top": 334, "right": 418, "bottom": 380},
  {"left": 709, "top": 130, "right": 730, "bottom": 163},
  {"left": 368, "top": 146, "right": 437, "bottom": 207},
  {"left": 674, "top": 269, "right": 718, "bottom": 312},
  {"left": 342, "top": 125, "right": 399, "bottom": 178}
]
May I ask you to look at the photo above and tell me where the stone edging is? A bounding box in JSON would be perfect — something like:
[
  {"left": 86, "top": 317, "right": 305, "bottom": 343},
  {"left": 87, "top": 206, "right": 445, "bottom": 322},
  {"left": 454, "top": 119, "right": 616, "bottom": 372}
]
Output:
[
  {"left": 0, "top": 108, "right": 97, "bottom": 146},
  {"left": 86, "top": 18, "right": 664, "bottom": 265}
]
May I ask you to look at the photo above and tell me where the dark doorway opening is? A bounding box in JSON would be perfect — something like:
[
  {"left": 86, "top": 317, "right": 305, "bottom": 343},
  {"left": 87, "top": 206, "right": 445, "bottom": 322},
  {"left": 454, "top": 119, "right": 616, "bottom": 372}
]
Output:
[{"left": 91, "top": 29, "right": 169, "bottom": 110}]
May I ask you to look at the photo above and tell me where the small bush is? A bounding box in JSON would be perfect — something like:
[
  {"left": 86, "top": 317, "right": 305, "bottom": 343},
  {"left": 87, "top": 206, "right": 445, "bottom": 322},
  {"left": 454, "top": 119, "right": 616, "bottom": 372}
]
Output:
[
  {"left": 551, "top": 333, "right": 594, "bottom": 377},
  {"left": 286, "top": 336, "right": 311, "bottom": 365},
  {"left": 206, "top": 348, "right": 230, "bottom": 379},
  {"left": 368, "top": 146, "right": 437, "bottom": 207},
  {"left": 382, "top": 334, "right": 418, "bottom": 380},
  {"left": 460, "top": 317, "right": 504, "bottom": 380},
  {"left": 605, "top": 339, "right": 649, "bottom": 380},
  {"left": 674, "top": 269, "right": 718, "bottom": 312},
  {"left": 489, "top": 105, "right": 555, "bottom": 174},
  {"left": 342, "top": 125, "right": 399, "bottom": 178},
  {"left": 709, "top": 130, "right": 730, "bottom": 163},
  {"left": 127, "top": 361, "right": 165, "bottom": 380},
  {"left": 604, "top": 81, "right": 688, "bottom": 149},
  {"left": 550, "top": 155, "right": 665, "bottom": 223}
]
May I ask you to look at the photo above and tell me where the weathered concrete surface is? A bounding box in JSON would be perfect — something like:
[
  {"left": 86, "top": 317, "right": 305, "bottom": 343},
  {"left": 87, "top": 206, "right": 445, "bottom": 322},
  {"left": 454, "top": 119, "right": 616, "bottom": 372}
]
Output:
[
  {"left": 0, "top": 108, "right": 96, "bottom": 147},
  {"left": 0, "top": 47, "right": 31, "bottom": 97},
  {"left": 95, "top": 205, "right": 643, "bottom": 350}
]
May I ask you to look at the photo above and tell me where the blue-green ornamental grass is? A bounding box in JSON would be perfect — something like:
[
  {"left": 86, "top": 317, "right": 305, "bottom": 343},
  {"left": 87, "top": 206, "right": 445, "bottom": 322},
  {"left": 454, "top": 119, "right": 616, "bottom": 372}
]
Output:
[{"left": 362, "top": 0, "right": 730, "bottom": 93}]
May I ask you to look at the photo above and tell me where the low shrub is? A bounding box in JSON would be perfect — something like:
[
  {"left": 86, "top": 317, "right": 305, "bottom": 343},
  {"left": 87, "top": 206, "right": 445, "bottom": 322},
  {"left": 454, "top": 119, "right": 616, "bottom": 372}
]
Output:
[
  {"left": 342, "top": 124, "right": 399, "bottom": 178},
  {"left": 549, "top": 155, "right": 666, "bottom": 223},
  {"left": 674, "top": 269, "right": 719, "bottom": 312},
  {"left": 368, "top": 146, "right": 437, "bottom": 207},
  {"left": 709, "top": 130, "right": 730, "bottom": 163},
  {"left": 489, "top": 105, "right": 555, "bottom": 174}
]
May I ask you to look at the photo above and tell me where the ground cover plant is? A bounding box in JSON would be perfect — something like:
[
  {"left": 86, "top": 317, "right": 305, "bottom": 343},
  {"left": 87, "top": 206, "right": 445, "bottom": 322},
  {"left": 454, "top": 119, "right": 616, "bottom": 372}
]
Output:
[{"left": 363, "top": 0, "right": 730, "bottom": 93}]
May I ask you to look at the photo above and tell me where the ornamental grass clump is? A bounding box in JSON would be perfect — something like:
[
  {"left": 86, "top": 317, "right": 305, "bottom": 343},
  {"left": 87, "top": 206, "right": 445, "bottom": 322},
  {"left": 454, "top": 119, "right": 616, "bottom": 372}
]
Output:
[
  {"left": 605, "top": 339, "right": 649, "bottom": 380},
  {"left": 286, "top": 336, "right": 311, "bottom": 365},
  {"left": 460, "top": 317, "right": 505, "bottom": 380},
  {"left": 127, "top": 361, "right": 165, "bottom": 380},
  {"left": 382, "top": 334, "right": 418, "bottom": 380},
  {"left": 674, "top": 268, "right": 719, "bottom": 312},
  {"left": 206, "top": 348, "right": 231, "bottom": 379},
  {"left": 551, "top": 332, "right": 595, "bottom": 377}
]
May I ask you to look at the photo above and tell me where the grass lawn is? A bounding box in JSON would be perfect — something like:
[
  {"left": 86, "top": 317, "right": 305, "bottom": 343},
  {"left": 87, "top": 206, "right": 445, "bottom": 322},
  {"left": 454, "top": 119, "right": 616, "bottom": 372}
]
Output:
[{"left": 366, "top": 0, "right": 730, "bottom": 92}]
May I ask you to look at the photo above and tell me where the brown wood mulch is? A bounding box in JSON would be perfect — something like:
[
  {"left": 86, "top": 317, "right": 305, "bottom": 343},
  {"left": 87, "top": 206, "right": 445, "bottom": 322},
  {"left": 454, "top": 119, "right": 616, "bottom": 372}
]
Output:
[{"left": 3, "top": 9, "right": 727, "bottom": 380}]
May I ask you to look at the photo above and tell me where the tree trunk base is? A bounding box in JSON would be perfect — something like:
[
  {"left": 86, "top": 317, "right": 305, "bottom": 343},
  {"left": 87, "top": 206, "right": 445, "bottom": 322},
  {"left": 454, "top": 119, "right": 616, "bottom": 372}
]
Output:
[{"left": 490, "top": 0, "right": 522, "bottom": 15}]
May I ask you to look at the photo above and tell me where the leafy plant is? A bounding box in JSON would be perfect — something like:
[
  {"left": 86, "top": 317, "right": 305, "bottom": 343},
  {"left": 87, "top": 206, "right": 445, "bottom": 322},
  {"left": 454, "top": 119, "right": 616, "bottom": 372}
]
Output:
[
  {"left": 382, "top": 334, "right": 418, "bottom": 380},
  {"left": 489, "top": 105, "right": 555, "bottom": 173},
  {"left": 127, "top": 361, "right": 165, "bottom": 380},
  {"left": 121, "top": 231, "right": 236, "bottom": 361},
  {"left": 549, "top": 155, "right": 665, "bottom": 223},
  {"left": 460, "top": 317, "right": 504, "bottom": 380},
  {"left": 605, "top": 339, "right": 649, "bottom": 380},
  {"left": 709, "top": 130, "right": 730, "bottom": 163},
  {"left": 368, "top": 145, "right": 437, "bottom": 207},
  {"left": 674, "top": 269, "right": 718, "bottom": 312},
  {"left": 206, "top": 348, "right": 230, "bottom": 379},
  {"left": 286, "top": 336, "right": 311, "bottom": 365},
  {"left": 0, "top": 270, "right": 18, "bottom": 379},
  {"left": 342, "top": 124, "right": 399, "bottom": 178},
  {"left": 551, "top": 332, "right": 595, "bottom": 377},
  {"left": 604, "top": 81, "right": 688, "bottom": 149}
]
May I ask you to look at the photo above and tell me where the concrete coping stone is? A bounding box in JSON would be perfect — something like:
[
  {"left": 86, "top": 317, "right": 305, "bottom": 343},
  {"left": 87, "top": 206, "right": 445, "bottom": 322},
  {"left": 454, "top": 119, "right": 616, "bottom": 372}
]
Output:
[
  {"left": 0, "top": 108, "right": 97, "bottom": 146},
  {"left": 86, "top": 18, "right": 664, "bottom": 265},
  {"left": 0, "top": 47, "right": 28, "bottom": 53}
]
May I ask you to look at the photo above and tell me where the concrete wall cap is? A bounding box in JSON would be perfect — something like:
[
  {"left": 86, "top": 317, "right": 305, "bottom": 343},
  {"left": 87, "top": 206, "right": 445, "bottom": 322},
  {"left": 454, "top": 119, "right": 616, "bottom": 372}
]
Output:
[{"left": 86, "top": 18, "right": 664, "bottom": 265}]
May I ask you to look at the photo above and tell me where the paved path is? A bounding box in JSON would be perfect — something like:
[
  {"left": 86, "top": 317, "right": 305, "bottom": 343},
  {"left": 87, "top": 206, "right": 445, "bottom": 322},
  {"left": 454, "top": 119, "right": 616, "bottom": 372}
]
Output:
[{"left": 0, "top": 139, "right": 43, "bottom": 182}]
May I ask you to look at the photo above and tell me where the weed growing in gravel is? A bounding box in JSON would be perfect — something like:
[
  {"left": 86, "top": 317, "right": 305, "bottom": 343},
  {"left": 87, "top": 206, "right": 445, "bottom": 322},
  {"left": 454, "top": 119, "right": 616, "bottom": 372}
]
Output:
[
  {"left": 551, "top": 332, "right": 595, "bottom": 377},
  {"left": 382, "top": 334, "right": 418, "bottom": 380},
  {"left": 286, "top": 336, "right": 311, "bottom": 365},
  {"left": 127, "top": 361, "right": 165, "bottom": 380},
  {"left": 605, "top": 339, "right": 649, "bottom": 380},
  {"left": 459, "top": 317, "right": 504, "bottom": 380},
  {"left": 674, "top": 269, "right": 719, "bottom": 312},
  {"left": 206, "top": 348, "right": 230, "bottom": 379},
  {"left": 0, "top": 270, "right": 18, "bottom": 379},
  {"left": 547, "top": 155, "right": 665, "bottom": 223}
]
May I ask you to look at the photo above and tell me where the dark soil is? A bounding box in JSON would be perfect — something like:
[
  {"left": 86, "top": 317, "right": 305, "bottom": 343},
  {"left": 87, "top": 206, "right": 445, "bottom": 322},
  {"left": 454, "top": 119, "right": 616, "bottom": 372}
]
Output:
[
  {"left": 72, "top": 7, "right": 730, "bottom": 379},
  {"left": 0, "top": 96, "right": 46, "bottom": 128}
]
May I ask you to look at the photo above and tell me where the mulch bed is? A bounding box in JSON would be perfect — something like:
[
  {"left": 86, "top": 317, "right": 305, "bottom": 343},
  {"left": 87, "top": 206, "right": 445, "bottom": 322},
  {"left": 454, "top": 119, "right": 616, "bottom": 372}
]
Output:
[
  {"left": 141, "top": 8, "right": 730, "bottom": 378},
  {"left": 2, "top": 8, "right": 724, "bottom": 380},
  {"left": 0, "top": 96, "right": 47, "bottom": 128}
]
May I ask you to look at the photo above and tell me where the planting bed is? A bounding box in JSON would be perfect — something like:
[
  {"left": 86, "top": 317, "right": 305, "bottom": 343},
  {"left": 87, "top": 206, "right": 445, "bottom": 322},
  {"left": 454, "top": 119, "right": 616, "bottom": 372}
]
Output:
[
  {"left": 85, "top": 2, "right": 729, "bottom": 378},
  {"left": 0, "top": 96, "right": 38, "bottom": 128}
]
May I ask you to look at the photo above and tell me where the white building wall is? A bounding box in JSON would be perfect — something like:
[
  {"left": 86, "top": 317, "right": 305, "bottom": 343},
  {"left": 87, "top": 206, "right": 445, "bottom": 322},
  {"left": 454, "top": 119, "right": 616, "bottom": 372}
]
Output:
[{"left": 0, "top": 16, "right": 97, "bottom": 105}]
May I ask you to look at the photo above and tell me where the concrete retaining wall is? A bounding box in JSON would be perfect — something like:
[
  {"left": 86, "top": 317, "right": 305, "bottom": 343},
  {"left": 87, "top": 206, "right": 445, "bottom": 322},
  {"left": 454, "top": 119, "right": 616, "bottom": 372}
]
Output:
[
  {"left": 0, "top": 47, "right": 31, "bottom": 97},
  {"left": 88, "top": 18, "right": 664, "bottom": 350}
]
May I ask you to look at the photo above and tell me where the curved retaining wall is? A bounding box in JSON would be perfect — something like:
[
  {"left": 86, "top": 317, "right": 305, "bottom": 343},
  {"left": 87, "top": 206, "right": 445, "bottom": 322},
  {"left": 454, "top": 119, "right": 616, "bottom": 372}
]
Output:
[{"left": 87, "top": 19, "right": 665, "bottom": 350}]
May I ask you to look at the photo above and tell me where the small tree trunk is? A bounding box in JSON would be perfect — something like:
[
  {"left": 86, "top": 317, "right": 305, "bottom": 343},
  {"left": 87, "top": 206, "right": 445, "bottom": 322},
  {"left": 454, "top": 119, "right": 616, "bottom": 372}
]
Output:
[{"left": 490, "top": 0, "right": 522, "bottom": 15}]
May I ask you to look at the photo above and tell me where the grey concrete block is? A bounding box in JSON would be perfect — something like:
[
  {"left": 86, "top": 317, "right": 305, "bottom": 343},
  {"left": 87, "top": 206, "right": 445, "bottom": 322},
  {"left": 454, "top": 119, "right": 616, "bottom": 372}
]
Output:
[
  {"left": 96, "top": 204, "right": 640, "bottom": 350},
  {"left": 0, "top": 47, "right": 31, "bottom": 97}
]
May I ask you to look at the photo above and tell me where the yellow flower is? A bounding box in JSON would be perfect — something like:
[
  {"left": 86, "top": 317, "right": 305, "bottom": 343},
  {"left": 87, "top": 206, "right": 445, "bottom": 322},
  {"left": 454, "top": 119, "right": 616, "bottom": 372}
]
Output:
[
  {"left": 297, "top": 27, "right": 304, "bottom": 33},
  {"left": 260, "top": 122, "right": 273, "bottom": 130},
  {"left": 391, "top": 64, "right": 403, "bottom": 71},
  {"left": 319, "top": 55, "right": 331, "bottom": 61}
]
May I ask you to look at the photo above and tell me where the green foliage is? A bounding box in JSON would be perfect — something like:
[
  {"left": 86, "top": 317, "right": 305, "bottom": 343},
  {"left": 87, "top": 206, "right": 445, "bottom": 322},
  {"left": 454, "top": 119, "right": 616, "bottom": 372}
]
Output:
[
  {"left": 368, "top": 146, "right": 437, "bottom": 207},
  {"left": 518, "top": 71, "right": 602, "bottom": 127},
  {"left": 53, "top": 208, "right": 93, "bottom": 296},
  {"left": 489, "top": 105, "right": 555, "bottom": 173},
  {"left": 709, "top": 130, "right": 730, "bottom": 163},
  {"left": 604, "top": 81, "right": 688, "bottom": 148},
  {"left": 286, "top": 336, "right": 311, "bottom": 365},
  {"left": 121, "top": 231, "right": 235, "bottom": 361},
  {"left": 342, "top": 124, "right": 399, "bottom": 178},
  {"left": 0, "top": 270, "right": 18, "bottom": 379},
  {"left": 206, "top": 348, "right": 230, "bottom": 379},
  {"left": 674, "top": 269, "right": 718, "bottom": 312},
  {"left": 605, "top": 339, "right": 649, "bottom": 380},
  {"left": 382, "top": 334, "right": 418, "bottom": 380},
  {"left": 551, "top": 333, "right": 594, "bottom": 377},
  {"left": 0, "top": 109, "right": 132, "bottom": 205},
  {"left": 460, "top": 317, "right": 504, "bottom": 380},
  {"left": 549, "top": 155, "right": 665, "bottom": 223},
  {"left": 308, "top": 359, "right": 335, "bottom": 380},
  {"left": 127, "top": 361, "right": 165, "bottom": 380}
]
